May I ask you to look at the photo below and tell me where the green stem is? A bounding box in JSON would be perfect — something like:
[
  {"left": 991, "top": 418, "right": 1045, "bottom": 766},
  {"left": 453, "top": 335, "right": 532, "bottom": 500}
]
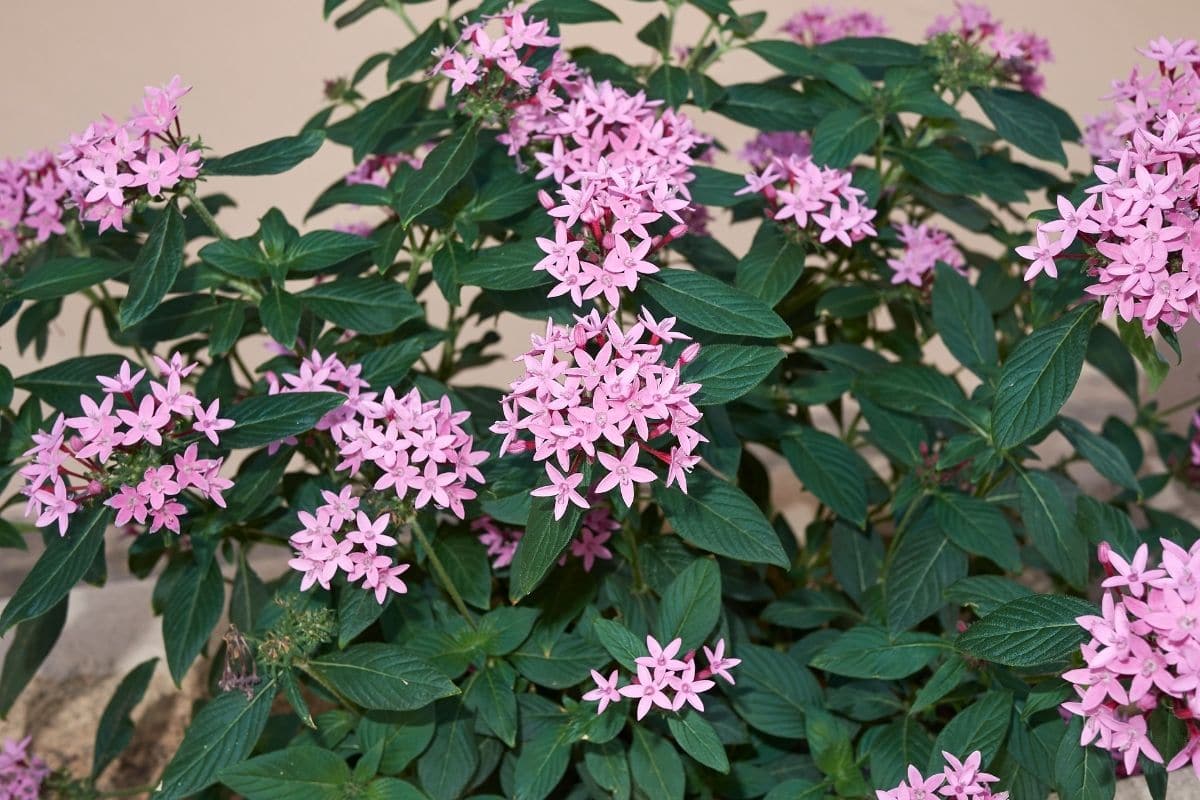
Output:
[
  {"left": 1157, "top": 393, "right": 1200, "bottom": 419},
  {"left": 182, "top": 186, "right": 230, "bottom": 241},
  {"left": 384, "top": 0, "right": 419, "bottom": 35},
  {"left": 97, "top": 784, "right": 158, "bottom": 798},
  {"left": 230, "top": 346, "right": 257, "bottom": 387},
  {"left": 409, "top": 517, "right": 477, "bottom": 628}
]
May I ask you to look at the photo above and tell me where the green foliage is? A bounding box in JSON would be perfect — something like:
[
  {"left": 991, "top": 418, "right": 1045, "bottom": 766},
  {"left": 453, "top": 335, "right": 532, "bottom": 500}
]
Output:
[{"left": 0, "top": 3, "right": 1184, "bottom": 799}]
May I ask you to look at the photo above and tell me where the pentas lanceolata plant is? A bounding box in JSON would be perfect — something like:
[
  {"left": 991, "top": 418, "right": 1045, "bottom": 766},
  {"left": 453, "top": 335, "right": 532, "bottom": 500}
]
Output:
[
  {"left": 2, "top": 2, "right": 1199, "bottom": 800},
  {"left": 0, "top": 737, "right": 49, "bottom": 800},
  {"left": 1021, "top": 38, "right": 1200, "bottom": 337}
]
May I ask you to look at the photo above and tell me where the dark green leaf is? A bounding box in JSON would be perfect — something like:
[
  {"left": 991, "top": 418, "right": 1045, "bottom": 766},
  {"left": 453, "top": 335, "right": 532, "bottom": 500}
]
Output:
[
  {"left": 305, "top": 644, "right": 458, "bottom": 711},
  {"left": 656, "top": 472, "right": 789, "bottom": 567},
  {"left": 885, "top": 514, "right": 967, "bottom": 632},
  {"left": 206, "top": 130, "right": 326, "bottom": 176},
  {"left": 933, "top": 493, "right": 1020, "bottom": 572},
  {"left": 509, "top": 463, "right": 592, "bottom": 601},
  {"left": 645, "top": 268, "right": 789, "bottom": 339},
  {"left": 164, "top": 557, "right": 224, "bottom": 685},
  {"left": 656, "top": 558, "right": 721, "bottom": 651},
  {"left": 992, "top": 303, "right": 1099, "bottom": 449},
  {"left": 971, "top": 88, "right": 1067, "bottom": 166},
  {"left": 668, "top": 712, "right": 728, "bottom": 773},
  {"left": 298, "top": 277, "right": 421, "bottom": 334},
  {"left": 811, "top": 108, "right": 880, "bottom": 169},
  {"left": 15, "top": 257, "right": 131, "bottom": 301},
  {"left": 1018, "top": 470, "right": 1087, "bottom": 589},
  {"left": 284, "top": 230, "right": 376, "bottom": 272},
  {"left": 0, "top": 597, "right": 68, "bottom": 717},
  {"left": 1054, "top": 717, "right": 1115, "bottom": 800},
  {"left": 154, "top": 678, "right": 276, "bottom": 800},
  {"left": 682, "top": 344, "right": 782, "bottom": 405},
  {"left": 958, "top": 594, "right": 1093, "bottom": 667},
  {"left": 0, "top": 505, "right": 110, "bottom": 636},
  {"left": 735, "top": 222, "right": 805, "bottom": 305},
  {"left": 222, "top": 392, "right": 347, "bottom": 449},
  {"left": 220, "top": 746, "right": 350, "bottom": 800},
  {"left": 120, "top": 202, "right": 185, "bottom": 329},
  {"left": 932, "top": 263, "right": 997, "bottom": 377},
  {"left": 395, "top": 127, "right": 478, "bottom": 225},
  {"left": 1057, "top": 417, "right": 1140, "bottom": 493},
  {"left": 810, "top": 627, "right": 945, "bottom": 680},
  {"left": 93, "top": 658, "right": 158, "bottom": 779},
  {"left": 781, "top": 427, "right": 868, "bottom": 527},
  {"left": 259, "top": 287, "right": 302, "bottom": 347},
  {"left": 929, "top": 691, "right": 1012, "bottom": 771},
  {"left": 630, "top": 728, "right": 684, "bottom": 800}
]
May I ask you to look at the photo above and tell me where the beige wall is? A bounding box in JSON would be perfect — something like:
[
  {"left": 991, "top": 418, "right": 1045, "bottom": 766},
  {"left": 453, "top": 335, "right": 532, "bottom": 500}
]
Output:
[{"left": 2, "top": 0, "right": 1199, "bottom": 404}]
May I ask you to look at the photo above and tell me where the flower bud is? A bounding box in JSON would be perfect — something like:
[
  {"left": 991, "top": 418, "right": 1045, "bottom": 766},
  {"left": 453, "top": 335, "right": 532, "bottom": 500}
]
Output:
[
  {"left": 679, "top": 342, "right": 701, "bottom": 365},
  {"left": 572, "top": 324, "right": 589, "bottom": 349},
  {"left": 538, "top": 189, "right": 555, "bottom": 210},
  {"left": 601, "top": 232, "right": 615, "bottom": 250},
  {"left": 1097, "top": 541, "right": 1112, "bottom": 569},
  {"left": 669, "top": 223, "right": 689, "bottom": 240}
]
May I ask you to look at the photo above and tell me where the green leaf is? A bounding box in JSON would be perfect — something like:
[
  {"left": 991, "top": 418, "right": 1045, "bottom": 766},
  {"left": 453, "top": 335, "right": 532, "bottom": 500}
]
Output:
[
  {"left": 358, "top": 708, "right": 435, "bottom": 775},
  {"left": 416, "top": 700, "right": 476, "bottom": 800},
  {"left": 205, "top": 130, "right": 326, "bottom": 176},
  {"left": 222, "top": 392, "right": 347, "bottom": 449},
  {"left": 727, "top": 644, "right": 821, "bottom": 738},
  {"left": 992, "top": 303, "right": 1099, "bottom": 449},
  {"left": 810, "top": 626, "right": 945, "bottom": 680},
  {"left": 220, "top": 746, "right": 350, "bottom": 800},
  {"left": 811, "top": 108, "right": 880, "bottom": 169},
  {"left": 930, "top": 691, "right": 1012, "bottom": 771},
  {"left": 15, "top": 257, "right": 131, "bottom": 301},
  {"left": 593, "top": 618, "right": 643, "bottom": 672},
  {"left": 92, "top": 658, "right": 158, "bottom": 779},
  {"left": 298, "top": 277, "right": 421, "bottom": 335},
  {"left": 509, "top": 463, "right": 592, "bottom": 601},
  {"left": 745, "top": 40, "right": 823, "bottom": 75},
  {"left": 463, "top": 173, "right": 539, "bottom": 223},
  {"left": 807, "top": 708, "right": 866, "bottom": 794},
  {"left": 971, "top": 88, "right": 1067, "bottom": 166},
  {"left": 307, "top": 182, "right": 393, "bottom": 220},
  {"left": 154, "top": 678, "right": 276, "bottom": 800},
  {"left": 1086, "top": 323, "right": 1139, "bottom": 404},
  {"left": 164, "top": 557, "right": 225, "bottom": 685},
  {"left": 199, "top": 238, "right": 268, "bottom": 278},
  {"left": 656, "top": 472, "right": 789, "bottom": 568},
  {"left": 668, "top": 712, "right": 728, "bottom": 774},
  {"left": 395, "top": 127, "right": 478, "bottom": 225},
  {"left": 457, "top": 240, "right": 552, "bottom": 291},
  {"left": 120, "top": 202, "right": 185, "bottom": 329},
  {"left": 0, "top": 597, "right": 68, "bottom": 717},
  {"left": 530, "top": 0, "right": 619, "bottom": 22},
  {"left": 283, "top": 230, "right": 376, "bottom": 273},
  {"left": 359, "top": 332, "right": 443, "bottom": 387},
  {"left": 647, "top": 64, "right": 689, "bottom": 107},
  {"left": 735, "top": 222, "right": 805, "bottom": 305},
  {"left": 1054, "top": 717, "right": 1115, "bottom": 800},
  {"left": 781, "top": 427, "right": 867, "bottom": 527},
  {"left": 328, "top": 84, "right": 426, "bottom": 163},
  {"left": 817, "top": 36, "right": 923, "bottom": 66},
  {"left": 388, "top": 23, "right": 444, "bottom": 82},
  {"left": 230, "top": 552, "right": 267, "bottom": 634},
  {"left": 463, "top": 660, "right": 518, "bottom": 747},
  {"left": 304, "top": 644, "right": 458, "bottom": 711},
  {"left": 337, "top": 585, "right": 387, "bottom": 648},
  {"left": 630, "top": 728, "right": 684, "bottom": 800},
  {"left": 713, "top": 83, "right": 817, "bottom": 132},
  {"left": 1057, "top": 417, "right": 1140, "bottom": 493},
  {"left": 259, "top": 287, "right": 302, "bottom": 347},
  {"left": 944, "top": 576, "right": 1034, "bottom": 617},
  {"left": 932, "top": 263, "right": 997, "bottom": 377},
  {"left": 584, "top": 740, "right": 631, "bottom": 799},
  {"left": 885, "top": 513, "right": 967, "bottom": 632},
  {"left": 432, "top": 533, "right": 492, "bottom": 611},
  {"left": 644, "top": 268, "right": 790, "bottom": 339},
  {"left": 933, "top": 493, "right": 1020, "bottom": 572},
  {"left": 1118, "top": 317, "right": 1169, "bottom": 392},
  {"left": 690, "top": 166, "right": 751, "bottom": 207},
  {"left": 0, "top": 505, "right": 110, "bottom": 636},
  {"left": 682, "top": 344, "right": 783, "bottom": 405},
  {"left": 854, "top": 365, "right": 980, "bottom": 430},
  {"left": 909, "top": 654, "right": 969, "bottom": 715},
  {"left": 897, "top": 147, "right": 976, "bottom": 195},
  {"left": 958, "top": 594, "right": 1093, "bottom": 667},
  {"left": 656, "top": 558, "right": 721, "bottom": 651},
  {"left": 513, "top": 719, "right": 573, "bottom": 800},
  {"left": 1018, "top": 470, "right": 1087, "bottom": 589}
]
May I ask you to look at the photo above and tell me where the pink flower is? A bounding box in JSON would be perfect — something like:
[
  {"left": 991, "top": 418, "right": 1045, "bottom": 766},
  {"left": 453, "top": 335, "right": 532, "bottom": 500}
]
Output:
[
  {"left": 117, "top": 395, "right": 172, "bottom": 447},
  {"left": 97, "top": 360, "right": 146, "bottom": 393},
  {"left": 193, "top": 399, "right": 234, "bottom": 446},
  {"left": 530, "top": 464, "right": 588, "bottom": 520},
  {"left": 582, "top": 669, "right": 622, "bottom": 714},
  {"left": 617, "top": 664, "right": 674, "bottom": 720},
  {"left": 345, "top": 511, "right": 397, "bottom": 553},
  {"left": 1016, "top": 229, "right": 1064, "bottom": 281},
  {"left": 666, "top": 662, "right": 715, "bottom": 712},
  {"left": 595, "top": 444, "right": 657, "bottom": 507},
  {"left": 34, "top": 480, "right": 77, "bottom": 535},
  {"left": 636, "top": 635, "right": 688, "bottom": 673},
  {"left": 703, "top": 639, "right": 741, "bottom": 684},
  {"left": 569, "top": 528, "right": 612, "bottom": 572}
]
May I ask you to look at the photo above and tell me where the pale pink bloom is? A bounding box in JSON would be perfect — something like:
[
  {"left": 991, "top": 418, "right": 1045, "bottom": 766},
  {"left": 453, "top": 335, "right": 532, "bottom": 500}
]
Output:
[
  {"left": 617, "top": 664, "right": 673, "bottom": 720},
  {"left": 193, "top": 399, "right": 234, "bottom": 445},
  {"left": 582, "top": 669, "right": 622, "bottom": 714}
]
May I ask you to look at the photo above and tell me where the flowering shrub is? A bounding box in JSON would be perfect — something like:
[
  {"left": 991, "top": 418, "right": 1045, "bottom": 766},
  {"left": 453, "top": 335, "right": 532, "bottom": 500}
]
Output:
[{"left": 0, "top": 3, "right": 1197, "bottom": 800}]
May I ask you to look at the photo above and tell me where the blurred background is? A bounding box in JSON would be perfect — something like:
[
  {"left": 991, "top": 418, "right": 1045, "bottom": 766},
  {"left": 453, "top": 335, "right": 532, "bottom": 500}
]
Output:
[{"left": 2, "top": 0, "right": 1200, "bottom": 785}]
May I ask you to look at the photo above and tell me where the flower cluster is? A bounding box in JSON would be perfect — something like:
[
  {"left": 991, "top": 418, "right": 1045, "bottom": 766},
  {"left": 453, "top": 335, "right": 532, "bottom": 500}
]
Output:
[
  {"left": 492, "top": 309, "right": 705, "bottom": 515},
  {"left": 739, "top": 132, "right": 811, "bottom": 172},
  {"left": 926, "top": 1, "right": 1053, "bottom": 95},
  {"left": 737, "top": 153, "right": 877, "bottom": 247},
  {"left": 474, "top": 505, "right": 618, "bottom": 572},
  {"left": 287, "top": 488, "right": 410, "bottom": 603},
  {"left": 1019, "top": 42, "right": 1200, "bottom": 335},
  {"left": 886, "top": 222, "right": 967, "bottom": 287},
  {"left": 344, "top": 151, "right": 423, "bottom": 188},
  {"left": 1083, "top": 38, "right": 1200, "bottom": 160},
  {"left": 780, "top": 6, "right": 888, "bottom": 46},
  {"left": 19, "top": 354, "right": 233, "bottom": 536},
  {"left": 875, "top": 751, "right": 1007, "bottom": 800},
  {"left": 0, "top": 737, "right": 49, "bottom": 800},
  {"left": 584, "top": 636, "right": 738, "bottom": 720},
  {"left": 1063, "top": 541, "right": 1200, "bottom": 776},
  {"left": 435, "top": 9, "right": 710, "bottom": 305},
  {"left": 57, "top": 76, "right": 201, "bottom": 233},
  {"left": 266, "top": 350, "right": 488, "bottom": 520},
  {"left": 0, "top": 150, "right": 72, "bottom": 266}
]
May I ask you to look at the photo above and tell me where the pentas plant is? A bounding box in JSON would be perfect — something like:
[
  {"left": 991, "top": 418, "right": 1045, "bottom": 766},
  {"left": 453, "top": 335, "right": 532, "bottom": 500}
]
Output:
[
  {"left": 0, "top": 737, "right": 49, "bottom": 800},
  {"left": 1, "top": 2, "right": 1198, "bottom": 800}
]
